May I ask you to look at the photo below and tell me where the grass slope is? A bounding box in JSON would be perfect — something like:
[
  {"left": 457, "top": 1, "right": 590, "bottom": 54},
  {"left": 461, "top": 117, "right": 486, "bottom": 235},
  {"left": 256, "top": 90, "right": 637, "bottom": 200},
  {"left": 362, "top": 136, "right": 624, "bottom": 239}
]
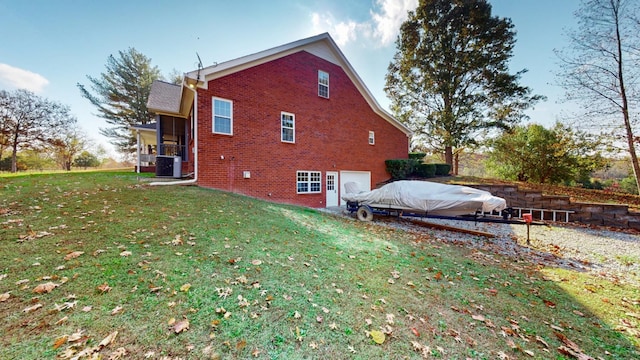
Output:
[{"left": 0, "top": 172, "right": 638, "bottom": 359}]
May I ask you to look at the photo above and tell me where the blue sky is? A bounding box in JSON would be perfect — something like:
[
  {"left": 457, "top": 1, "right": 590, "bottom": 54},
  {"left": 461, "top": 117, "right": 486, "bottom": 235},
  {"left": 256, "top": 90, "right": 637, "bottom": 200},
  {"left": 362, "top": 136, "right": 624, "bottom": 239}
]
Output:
[{"left": 0, "top": 0, "right": 578, "bottom": 156}]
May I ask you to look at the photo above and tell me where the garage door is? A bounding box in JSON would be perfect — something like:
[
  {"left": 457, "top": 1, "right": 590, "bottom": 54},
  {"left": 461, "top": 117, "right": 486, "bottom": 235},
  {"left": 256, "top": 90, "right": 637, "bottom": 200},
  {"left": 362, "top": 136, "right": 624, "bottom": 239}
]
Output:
[{"left": 339, "top": 171, "right": 371, "bottom": 205}]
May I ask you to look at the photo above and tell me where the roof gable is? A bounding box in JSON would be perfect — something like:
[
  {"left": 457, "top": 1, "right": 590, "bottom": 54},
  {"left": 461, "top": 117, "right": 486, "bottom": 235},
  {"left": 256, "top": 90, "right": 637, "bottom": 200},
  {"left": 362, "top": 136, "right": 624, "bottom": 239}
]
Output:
[
  {"left": 147, "top": 80, "right": 194, "bottom": 118},
  {"left": 185, "top": 33, "right": 411, "bottom": 136}
]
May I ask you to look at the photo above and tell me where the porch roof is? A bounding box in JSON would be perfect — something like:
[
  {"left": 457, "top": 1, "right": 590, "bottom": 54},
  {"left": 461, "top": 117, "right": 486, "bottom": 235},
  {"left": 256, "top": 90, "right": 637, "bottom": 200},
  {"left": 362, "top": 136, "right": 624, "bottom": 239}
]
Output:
[
  {"left": 130, "top": 123, "right": 157, "bottom": 145},
  {"left": 147, "top": 80, "right": 193, "bottom": 118}
]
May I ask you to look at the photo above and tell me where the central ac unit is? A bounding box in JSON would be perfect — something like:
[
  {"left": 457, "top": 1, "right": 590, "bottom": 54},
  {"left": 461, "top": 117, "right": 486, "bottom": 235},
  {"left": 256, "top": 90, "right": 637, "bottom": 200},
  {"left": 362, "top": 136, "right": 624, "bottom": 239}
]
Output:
[{"left": 155, "top": 156, "right": 181, "bottom": 178}]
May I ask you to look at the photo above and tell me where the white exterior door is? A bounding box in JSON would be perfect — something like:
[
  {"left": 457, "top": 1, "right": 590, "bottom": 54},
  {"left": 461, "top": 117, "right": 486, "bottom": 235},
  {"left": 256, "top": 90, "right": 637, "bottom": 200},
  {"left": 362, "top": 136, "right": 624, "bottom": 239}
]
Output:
[
  {"left": 325, "top": 172, "right": 339, "bottom": 207},
  {"left": 339, "top": 171, "right": 371, "bottom": 205}
]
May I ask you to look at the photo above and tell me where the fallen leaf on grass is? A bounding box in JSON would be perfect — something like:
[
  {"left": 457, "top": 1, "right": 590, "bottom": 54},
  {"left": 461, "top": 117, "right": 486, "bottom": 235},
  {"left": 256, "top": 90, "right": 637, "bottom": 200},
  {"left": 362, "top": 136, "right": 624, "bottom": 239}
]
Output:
[
  {"left": 33, "top": 282, "right": 58, "bottom": 294},
  {"left": 555, "top": 332, "right": 594, "bottom": 359},
  {"left": 97, "top": 283, "right": 112, "bottom": 293},
  {"left": 236, "top": 339, "right": 246, "bottom": 351},
  {"left": 64, "top": 251, "right": 84, "bottom": 261},
  {"left": 180, "top": 283, "right": 191, "bottom": 292},
  {"left": 110, "top": 306, "right": 123, "bottom": 315},
  {"left": 251, "top": 259, "right": 262, "bottom": 266},
  {"left": 370, "top": 330, "right": 385, "bottom": 344},
  {"left": 22, "top": 303, "right": 43, "bottom": 313},
  {"left": 536, "top": 335, "right": 549, "bottom": 348},
  {"left": 172, "top": 318, "right": 190, "bottom": 334},
  {"left": 120, "top": 250, "right": 132, "bottom": 257},
  {"left": 99, "top": 331, "right": 118, "bottom": 348},
  {"left": 53, "top": 335, "right": 68, "bottom": 349},
  {"left": 0, "top": 292, "right": 10, "bottom": 302},
  {"left": 68, "top": 329, "right": 85, "bottom": 342},
  {"left": 472, "top": 314, "right": 486, "bottom": 322},
  {"left": 55, "top": 316, "right": 68, "bottom": 325}
]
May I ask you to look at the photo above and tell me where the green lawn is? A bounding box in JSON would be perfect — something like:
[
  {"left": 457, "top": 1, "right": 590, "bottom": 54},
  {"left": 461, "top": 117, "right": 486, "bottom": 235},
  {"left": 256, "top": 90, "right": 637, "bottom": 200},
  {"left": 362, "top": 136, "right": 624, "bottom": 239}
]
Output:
[{"left": 0, "top": 171, "right": 638, "bottom": 359}]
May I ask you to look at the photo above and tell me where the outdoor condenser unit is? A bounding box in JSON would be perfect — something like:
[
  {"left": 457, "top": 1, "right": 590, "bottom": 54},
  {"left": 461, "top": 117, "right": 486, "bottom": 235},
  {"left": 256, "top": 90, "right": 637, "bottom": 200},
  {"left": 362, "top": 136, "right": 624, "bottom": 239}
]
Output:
[{"left": 155, "top": 155, "right": 181, "bottom": 178}]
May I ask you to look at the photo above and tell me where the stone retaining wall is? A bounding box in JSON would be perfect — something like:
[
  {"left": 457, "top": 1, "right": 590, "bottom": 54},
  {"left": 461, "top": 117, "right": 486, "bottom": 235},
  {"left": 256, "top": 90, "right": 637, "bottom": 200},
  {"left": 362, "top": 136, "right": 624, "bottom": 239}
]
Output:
[{"left": 468, "top": 184, "right": 640, "bottom": 230}]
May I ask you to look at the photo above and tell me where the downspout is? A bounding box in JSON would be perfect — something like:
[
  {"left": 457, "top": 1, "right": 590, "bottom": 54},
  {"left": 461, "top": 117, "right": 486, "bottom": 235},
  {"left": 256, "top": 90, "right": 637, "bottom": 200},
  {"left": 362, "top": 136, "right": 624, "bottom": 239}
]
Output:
[
  {"left": 149, "top": 82, "right": 198, "bottom": 186},
  {"left": 136, "top": 130, "right": 141, "bottom": 173}
]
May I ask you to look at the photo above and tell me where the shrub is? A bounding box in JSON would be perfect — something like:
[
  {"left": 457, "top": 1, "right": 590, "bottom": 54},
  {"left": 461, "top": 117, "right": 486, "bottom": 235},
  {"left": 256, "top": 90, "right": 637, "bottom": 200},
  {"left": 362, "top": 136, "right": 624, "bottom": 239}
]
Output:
[
  {"left": 434, "top": 163, "right": 451, "bottom": 176},
  {"left": 408, "top": 152, "right": 427, "bottom": 161},
  {"left": 385, "top": 159, "right": 421, "bottom": 179},
  {"left": 415, "top": 163, "right": 436, "bottom": 178}
]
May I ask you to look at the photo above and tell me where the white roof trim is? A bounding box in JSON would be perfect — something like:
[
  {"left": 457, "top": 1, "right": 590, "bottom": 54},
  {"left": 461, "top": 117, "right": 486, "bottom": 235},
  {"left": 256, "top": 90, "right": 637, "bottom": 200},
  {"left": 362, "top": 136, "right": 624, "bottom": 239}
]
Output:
[{"left": 185, "top": 33, "right": 412, "bottom": 136}]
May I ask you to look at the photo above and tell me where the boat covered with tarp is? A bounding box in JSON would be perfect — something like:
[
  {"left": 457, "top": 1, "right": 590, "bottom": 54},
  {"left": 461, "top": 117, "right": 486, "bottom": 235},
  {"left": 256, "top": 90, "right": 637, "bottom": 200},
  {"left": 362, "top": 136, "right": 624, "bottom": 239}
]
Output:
[{"left": 342, "top": 180, "right": 507, "bottom": 219}]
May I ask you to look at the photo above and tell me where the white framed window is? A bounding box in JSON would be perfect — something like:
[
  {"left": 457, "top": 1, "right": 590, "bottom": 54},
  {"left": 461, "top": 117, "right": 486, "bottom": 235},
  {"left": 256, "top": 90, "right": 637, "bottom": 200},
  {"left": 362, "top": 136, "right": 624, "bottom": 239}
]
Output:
[
  {"left": 281, "top": 112, "right": 295, "bottom": 143},
  {"left": 318, "top": 70, "right": 329, "bottom": 98},
  {"left": 212, "top": 97, "right": 233, "bottom": 135},
  {"left": 297, "top": 171, "right": 321, "bottom": 194},
  {"left": 369, "top": 131, "right": 375, "bottom": 145}
]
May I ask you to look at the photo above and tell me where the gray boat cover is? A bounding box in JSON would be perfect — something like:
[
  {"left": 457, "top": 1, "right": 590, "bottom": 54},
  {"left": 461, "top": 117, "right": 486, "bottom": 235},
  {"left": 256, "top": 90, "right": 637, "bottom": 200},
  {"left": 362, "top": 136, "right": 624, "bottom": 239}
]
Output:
[{"left": 342, "top": 180, "right": 507, "bottom": 215}]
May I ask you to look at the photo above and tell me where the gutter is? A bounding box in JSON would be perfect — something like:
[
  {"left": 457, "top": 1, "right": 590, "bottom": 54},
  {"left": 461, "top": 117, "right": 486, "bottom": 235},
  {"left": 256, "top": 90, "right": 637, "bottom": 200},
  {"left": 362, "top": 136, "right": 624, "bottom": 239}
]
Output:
[{"left": 149, "top": 81, "right": 198, "bottom": 186}]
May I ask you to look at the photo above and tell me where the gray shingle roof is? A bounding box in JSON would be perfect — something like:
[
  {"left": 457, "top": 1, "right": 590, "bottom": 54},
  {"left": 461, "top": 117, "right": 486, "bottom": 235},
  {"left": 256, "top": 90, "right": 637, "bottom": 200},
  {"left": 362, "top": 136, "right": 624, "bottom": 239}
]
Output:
[{"left": 147, "top": 80, "right": 182, "bottom": 114}]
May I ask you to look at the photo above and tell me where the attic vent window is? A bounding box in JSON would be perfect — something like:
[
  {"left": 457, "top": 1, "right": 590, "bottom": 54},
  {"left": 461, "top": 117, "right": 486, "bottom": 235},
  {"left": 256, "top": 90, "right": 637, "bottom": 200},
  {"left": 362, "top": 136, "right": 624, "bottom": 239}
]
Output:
[{"left": 318, "top": 70, "right": 329, "bottom": 98}]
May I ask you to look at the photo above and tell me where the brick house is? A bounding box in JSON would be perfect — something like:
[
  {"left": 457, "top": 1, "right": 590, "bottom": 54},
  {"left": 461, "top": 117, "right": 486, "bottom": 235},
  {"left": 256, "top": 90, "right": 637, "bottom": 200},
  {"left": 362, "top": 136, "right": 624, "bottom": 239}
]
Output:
[{"left": 141, "top": 33, "right": 411, "bottom": 208}]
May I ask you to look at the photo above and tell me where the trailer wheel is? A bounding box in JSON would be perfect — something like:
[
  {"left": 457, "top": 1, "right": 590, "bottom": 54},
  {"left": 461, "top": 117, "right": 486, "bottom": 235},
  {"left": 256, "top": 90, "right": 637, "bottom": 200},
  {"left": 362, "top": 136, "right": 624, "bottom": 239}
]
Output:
[{"left": 356, "top": 205, "right": 373, "bottom": 222}]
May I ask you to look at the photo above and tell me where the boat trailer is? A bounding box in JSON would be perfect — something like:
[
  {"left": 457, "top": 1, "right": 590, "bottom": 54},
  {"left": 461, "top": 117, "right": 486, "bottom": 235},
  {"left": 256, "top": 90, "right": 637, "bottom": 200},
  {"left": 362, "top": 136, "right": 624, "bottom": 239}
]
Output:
[{"left": 345, "top": 201, "right": 541, "bottom": 226}]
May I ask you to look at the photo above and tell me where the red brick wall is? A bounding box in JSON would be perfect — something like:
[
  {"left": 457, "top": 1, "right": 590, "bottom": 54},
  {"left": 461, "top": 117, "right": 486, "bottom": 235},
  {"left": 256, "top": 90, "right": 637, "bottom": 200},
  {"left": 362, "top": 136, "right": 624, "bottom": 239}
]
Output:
[{"left": 196, "top": 51, "right": 409, "bottom": 207}]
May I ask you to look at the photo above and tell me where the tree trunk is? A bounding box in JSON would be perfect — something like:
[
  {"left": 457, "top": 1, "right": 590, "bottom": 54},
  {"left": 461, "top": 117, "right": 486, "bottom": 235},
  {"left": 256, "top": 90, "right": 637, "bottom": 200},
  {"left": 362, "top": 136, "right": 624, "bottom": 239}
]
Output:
[
  {"left": 444, "top": 146, "right": 453, "bottom": 170},
  {"left": 11, "top": 144, "right": 17, "bottom": 173},
  {"left": 453, "top": 151, "right": 459, "bottom": 175},
  {"left": 613, "top": 4, "right": 640, "bottom": 194}
]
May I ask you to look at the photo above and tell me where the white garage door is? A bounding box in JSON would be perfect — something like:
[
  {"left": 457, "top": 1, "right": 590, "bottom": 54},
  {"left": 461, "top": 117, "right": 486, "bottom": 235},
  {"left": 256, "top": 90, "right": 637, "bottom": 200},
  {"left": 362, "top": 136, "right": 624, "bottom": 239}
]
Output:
[{"left": 339, "top": 171, "right": 371, "bottom": 205}]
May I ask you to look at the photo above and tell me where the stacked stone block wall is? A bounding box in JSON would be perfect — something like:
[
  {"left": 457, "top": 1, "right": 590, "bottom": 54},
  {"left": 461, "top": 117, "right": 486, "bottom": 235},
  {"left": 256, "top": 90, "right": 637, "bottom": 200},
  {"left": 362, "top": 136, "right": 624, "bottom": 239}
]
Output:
[{"left": 469, "top": 184, "right": 640, "bottom": 230}]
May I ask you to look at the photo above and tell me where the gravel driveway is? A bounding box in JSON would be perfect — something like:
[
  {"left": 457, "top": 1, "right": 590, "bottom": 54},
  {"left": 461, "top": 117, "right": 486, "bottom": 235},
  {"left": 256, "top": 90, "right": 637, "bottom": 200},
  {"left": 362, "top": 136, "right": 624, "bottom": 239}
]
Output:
[{"left": 326, "top": 207, "right": 640, "bottom": 281}]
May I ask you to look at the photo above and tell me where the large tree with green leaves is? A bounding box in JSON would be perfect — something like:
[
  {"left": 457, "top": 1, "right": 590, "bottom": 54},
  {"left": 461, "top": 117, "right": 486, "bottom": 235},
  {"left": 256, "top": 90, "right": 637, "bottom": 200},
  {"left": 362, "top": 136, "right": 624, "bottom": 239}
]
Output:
[
  {"left": 487, "top": 122, "right": 606, "bottom": 184},
  {"left": 385, "top": 0, "right": 543, "bottom": 172},
  {"left": 0, "top": 89, "right": 77, "bottom": 173},
  {"left": 78, "top": 48, "right": 161, "bottom": 155},
  {"left": 555, "top": 0, "right": 640, "bottom": 193},
  {"left": 50, "top": 127, "right": 87, "bottom": 171}
]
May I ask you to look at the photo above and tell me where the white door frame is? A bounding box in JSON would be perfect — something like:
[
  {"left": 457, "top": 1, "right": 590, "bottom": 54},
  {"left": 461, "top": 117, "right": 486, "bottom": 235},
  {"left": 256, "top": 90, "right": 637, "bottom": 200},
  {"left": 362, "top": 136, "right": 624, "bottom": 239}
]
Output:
[{"left": 325, "top": 171, "right": 339, "bottom": 207}]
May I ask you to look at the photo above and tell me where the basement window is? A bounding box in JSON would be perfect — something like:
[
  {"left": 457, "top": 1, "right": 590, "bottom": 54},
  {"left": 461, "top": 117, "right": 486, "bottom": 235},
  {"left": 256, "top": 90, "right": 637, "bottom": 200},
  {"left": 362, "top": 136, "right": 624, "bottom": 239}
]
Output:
[{"left": 297, "top": 171, "right": 321, "bottom": 194}]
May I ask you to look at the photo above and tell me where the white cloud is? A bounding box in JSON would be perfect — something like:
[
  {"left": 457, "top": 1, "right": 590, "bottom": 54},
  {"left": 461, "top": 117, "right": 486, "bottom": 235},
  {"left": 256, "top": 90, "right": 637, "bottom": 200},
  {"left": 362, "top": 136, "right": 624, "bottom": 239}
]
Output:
[
  {"left": 311, "top": 12, "right": 369, "bottom": 47},
  {"left": 371, "top": 0, "right": 419, "bottom": 46},
  {"left": 310, "top": 0, "right": 417, "bottom": 47},
  {"left": 0, "top": 63, "right": 49, "bottom": 93}
]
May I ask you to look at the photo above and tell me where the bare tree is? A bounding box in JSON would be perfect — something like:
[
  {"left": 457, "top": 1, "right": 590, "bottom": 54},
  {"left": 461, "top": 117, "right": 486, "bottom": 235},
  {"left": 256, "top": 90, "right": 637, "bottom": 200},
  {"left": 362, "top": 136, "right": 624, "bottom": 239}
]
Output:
[
  {"left": 0, "top": 90, "right": 77, "bottom": 172},
  {"left": 556, "top": 0, "right": 640, "bottom": 192}
]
